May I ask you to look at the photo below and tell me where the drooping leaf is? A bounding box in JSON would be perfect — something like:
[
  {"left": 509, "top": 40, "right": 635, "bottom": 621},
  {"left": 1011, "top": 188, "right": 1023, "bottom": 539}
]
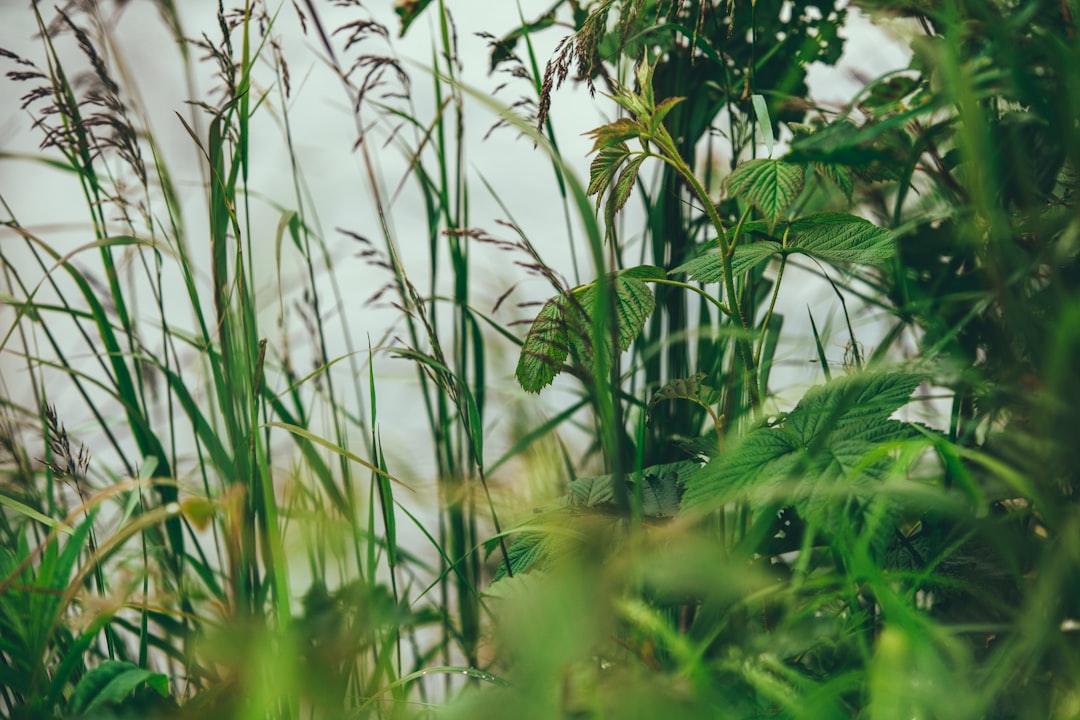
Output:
[
  {"left": 601, "top": 275, "right": 655, "bottom": 352},
  {"left": 610, "top": 154, "right": 646, "bottom": 218},
  {"left": 515, "top": 296, "right": 569, "bottom": 394},
  {"left": 565, "top": 276, "right": 655, "bottom": 370},
  {"left": 786, "top": 213, "right": 895, "bottom": 266},
  {"left": 515, "top": 273, "right": 655, "bottom": 394},
  {"left": 726, "top": 159, "right": 806, "bottom": 230},
  {"left": 812, "top": 161, "right": 854, "bottom": 201},
  {"left": 587, "top": 143, "right": 631, "bottom": 200}
]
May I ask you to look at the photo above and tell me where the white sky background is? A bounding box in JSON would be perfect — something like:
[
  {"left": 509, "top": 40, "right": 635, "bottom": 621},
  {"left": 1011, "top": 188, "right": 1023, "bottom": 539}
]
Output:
[{"left": 0, "top": 1, "right": 919, "bottom": 503}]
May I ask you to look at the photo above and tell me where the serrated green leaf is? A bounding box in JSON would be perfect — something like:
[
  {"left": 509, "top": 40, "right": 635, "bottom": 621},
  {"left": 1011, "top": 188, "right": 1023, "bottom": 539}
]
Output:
[
  {"left": 671, "top": 241, "right": 782, "bottom": 284},
  {"left": 587, "top": 143, "right": 631, "bottom": 200},
  {"left": 515, "top": 275, "right": 654, "bottom": 394},
  {"left": 813, "top": 162, "right": 854, "bottom": 201},
  {"left": 610, "top": 154, "right": 646, "bottom": 217},
  {"left": 619, "top": 265, "right": 667, "bottom": 281},
  {"left": 568, "top": 461, "right": 698, "bottom": 517},
  {"left": 785, "top": 372, "right": 923, "bottom": 447},
  {"left": 786, "top": 213, "right": 895, "bottom": 266},
  {"left": 515, "top": 296, "right": 569, "bottom": 394},
  {"left": 681, "top": 430, "right": 800, "bottom": 510},
  {"left": 726, "top": 159, "right": 805, "bottom": 230},
  {"left": 69, "top": 660, "right": 169, "bottom": 714},
  {"left": 567, "top": 473, "right": 616, "bottom": 507},
  {"left": 568, "top": 276, "right": 655, "bottom": 355},
  {"left": 682, "top": 372, "right": 928, "bottom": 514},
  {"left": 492, "top": 532, "right": 551, "bottom": 581},
  {"left": 608, "top": 90, "right": 650, "bottom": 119}
]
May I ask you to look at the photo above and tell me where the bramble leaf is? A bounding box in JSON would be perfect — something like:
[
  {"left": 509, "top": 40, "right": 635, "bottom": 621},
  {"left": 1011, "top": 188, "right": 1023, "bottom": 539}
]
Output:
[
  {"left": 515, "top": 271, "right": 656, "bottom": 394},
  {"left": 515, "top": 296, "right": 569, "bottom": 394},
  {"left": 489, "top": 461, "right": 698, "bottom": 581},
  {"left": 611, "top": 154, "right": 646, "bottom": 217},
  {"left": 726, "top": 159, "right": 805, "bottom": 230},
  {"left": 681, "top": 372, "right": 929, "bottom": 515},
  {"left": 587, "top": 143, "right": 631, "bottom": 200},
  {"left": 671, "top": 241, "right": 782, "bottom": 284},
  {"left": 786, "top": 213, "right": 895, "bottom": 266}
]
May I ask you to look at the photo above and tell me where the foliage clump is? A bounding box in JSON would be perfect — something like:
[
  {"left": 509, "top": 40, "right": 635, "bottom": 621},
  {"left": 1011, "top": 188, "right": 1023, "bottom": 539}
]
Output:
[{"left": 1, "top": 0, "right": 1078, "bottom": 718}]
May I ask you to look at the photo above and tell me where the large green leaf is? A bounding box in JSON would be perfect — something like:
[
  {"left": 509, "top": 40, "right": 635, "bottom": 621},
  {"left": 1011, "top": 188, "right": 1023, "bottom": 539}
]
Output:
[
  {"left": 786, "top": 213, "right": 895, "bottom": 266},
  {"left": 726, "top": 159, "right": 806, "bottom": 230},
  {"left": 681, "top": 372, "right": 929, "bottom": 515}
]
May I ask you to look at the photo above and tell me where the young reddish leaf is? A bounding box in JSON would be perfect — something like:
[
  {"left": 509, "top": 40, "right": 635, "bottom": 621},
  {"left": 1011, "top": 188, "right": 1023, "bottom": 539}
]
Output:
[
  {"left": 584, "top": 118, "right": 644, "bottom": 153},
  {"left": 649, "top": 95, "right": 686, "bottom": 135}
]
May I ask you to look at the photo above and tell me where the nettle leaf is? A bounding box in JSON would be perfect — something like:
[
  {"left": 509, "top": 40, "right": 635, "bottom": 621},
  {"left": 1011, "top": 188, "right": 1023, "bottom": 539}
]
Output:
[
  {"left": 786, "top": 213, "right": 895, "bottom": 266},
  {"left": 726, "top": 159, "right": 806, "bottom": 230},
  {"left": 515, "top": 271, "right": 656, "bottom": 394},
  {"left": 672, "top": 241, "right": 782, "bottom": 284},
  {"left": 567, "top": 275, "right": 655, "bottom": 367},
  {"left": 587, "top": 143, "right": 631, "bottom": 199},
  {"left": 682, "top": 372, "right": 927, "bottom": 514}
]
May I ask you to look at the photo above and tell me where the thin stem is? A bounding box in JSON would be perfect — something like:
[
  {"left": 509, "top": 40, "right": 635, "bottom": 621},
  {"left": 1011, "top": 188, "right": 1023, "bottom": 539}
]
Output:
[{"left": 647, "top": 130, "right": 762, "bottom": 408}]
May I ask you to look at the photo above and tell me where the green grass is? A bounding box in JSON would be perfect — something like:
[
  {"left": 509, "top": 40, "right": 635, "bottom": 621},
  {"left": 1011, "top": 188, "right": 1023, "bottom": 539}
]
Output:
[{"left": 2, "top": 0, "right": 1079, "bottom": 718}]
